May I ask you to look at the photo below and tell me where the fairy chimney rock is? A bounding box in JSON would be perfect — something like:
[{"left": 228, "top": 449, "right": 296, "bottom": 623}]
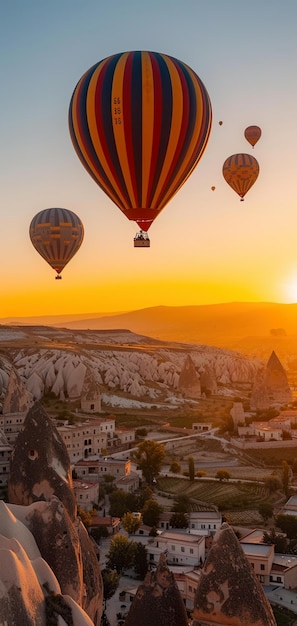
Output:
[
  {"left": 124, "top": 553, "right": 188, "bottom": 626},
  {"left": 250, "top": 350, "right": 292, "bottom": 410},
  {"left": 192, "top": 523, "right": 276, "bottom": 626},
  {"left": 178, "top": 355, "right": 201, "bottom": 398}
]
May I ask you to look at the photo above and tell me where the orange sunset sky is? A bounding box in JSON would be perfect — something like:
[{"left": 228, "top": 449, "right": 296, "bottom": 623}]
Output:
[{"left": 1, "top": 1, "right": 297, "bottom": 318}]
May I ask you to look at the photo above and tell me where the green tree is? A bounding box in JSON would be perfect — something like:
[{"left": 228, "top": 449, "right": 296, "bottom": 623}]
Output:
[
  {"left": 77, "top": 507, "right": 92, "bottom": 528},
  {"left": 101, "top": 568, "right": 120, "bottom": 604},
  {"left": 134, "top": 542, "right": 148, "bottom": 579},
  {"left": 282, "top": 460, "right": 290, "bottom": 496},
  {"left": 106, "top": 535, "right": 136, "bottom": 573},
  {"left": 169, "top": 461, "right": 181, "bottom": 474},
  {"left": 142, "top": 499, "right": 163, "bottom": 527},
  {"left": 276, "top": 514, "right": 297, "bottom": 540},
  {"left": 132, "top": 439, "right": 165, "bottom": 484},
  {"left": 172, "top": 494, "right": 190, "bottom": 513},
  {"left": 109, "top": 489, "right": 130, "bottom": 518},
  {"left": 262, "top": 528, "right": 288, "bottom": 553},
  {"left": 121, "top": 512, "right": 141, "bottom": 535},
  {"left": 258, "top": 502, "right": 274, "bottom": 523},
  {"left": 170, "top": 512, "right": 189, "bottom": 529},
  {"left": 216, "top": 469, "right": 230, "bottom": 482},
  {"left": 264, "top": 475, "right": 282, "bottom": 495},
  {"left": 188, "top": 456, "right": 195, "bottom": 481}
]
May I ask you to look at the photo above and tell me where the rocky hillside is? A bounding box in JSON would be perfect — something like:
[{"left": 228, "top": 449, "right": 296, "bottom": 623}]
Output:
[{"left": 0, "top": 325, "right": 262, "bottom": 410}]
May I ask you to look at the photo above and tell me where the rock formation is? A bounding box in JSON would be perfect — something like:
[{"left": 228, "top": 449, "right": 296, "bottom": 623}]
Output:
[
  {"left": 2, "top": 366, "right": 32, "bottom": 415},
  {"left": 250, "top": 350, "right": 292, "bottom": 411},
  {"left": 199, "top": 364, "right": 217, "bottom": 396},
  {"left": 0, "top": 506, "right": 94, "bottom": 626},
  {"left": 192, "top": 523, "right": 276, "bottom": 626},
  {"left": 178, "top": 354, "right": 201, "bottom": 398},
  {"left": 5, "top": 402, "right": 103, "bottom": 625},
  {"left": 124, "top": 554, "right": 188, "bottom": 626},
  {"left": 8, "top": 401, "right": 77, "bottom": 520},
  {"left": 81, "top": 367, "right": 102, "bottom": 413}
]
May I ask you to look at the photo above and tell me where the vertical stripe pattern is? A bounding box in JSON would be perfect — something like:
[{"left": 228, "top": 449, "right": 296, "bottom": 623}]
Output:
[
  {"left": 244, "top": 125, "right": 262, "bottom": 148},
  {"left": 69, "top": 51, "right": 212, "bottom": 230},
  {"left": 222, "top": 153, "right": 259, "bottom": 199},
  {"left": 29, "top": 208, "right": 84, "bottom": 274}
]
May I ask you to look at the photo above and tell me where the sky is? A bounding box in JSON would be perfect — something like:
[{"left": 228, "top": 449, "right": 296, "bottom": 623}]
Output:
[{"left": 1, "top": 0, "right": 297, "bottom": 317}]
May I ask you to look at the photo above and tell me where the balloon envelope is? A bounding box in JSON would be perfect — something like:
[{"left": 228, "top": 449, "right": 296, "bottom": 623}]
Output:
[
  {"left": 222, "top": 153, "right": 259, "bottom": 200},
  {"left": 29, "top": 208, "right": 84, "bottom": 276},
  {"left": 244, "top": 125, "right": 261, "bottom": 147},
  {"left": 69, "top": 50, "right": 212, "bottom": 232}
]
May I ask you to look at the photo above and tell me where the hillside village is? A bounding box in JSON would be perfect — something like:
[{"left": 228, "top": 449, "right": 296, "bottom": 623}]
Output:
[{"left": 1, "top": 333, "right": 297, "bottom": 624}]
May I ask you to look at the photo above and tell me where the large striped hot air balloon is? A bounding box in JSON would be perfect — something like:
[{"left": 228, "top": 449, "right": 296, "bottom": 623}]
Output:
[
  {"left": 222, "top": 154, "right": 259, "bottom": 201},
  {"left": 69, "top": 50, "right": 212, "bottom": 245},
  {"left": 244, "top": 125, "right": 261, "bottom": 148},
  {"left": 29, "top": 208, "right": 84, "bottom": 278}
]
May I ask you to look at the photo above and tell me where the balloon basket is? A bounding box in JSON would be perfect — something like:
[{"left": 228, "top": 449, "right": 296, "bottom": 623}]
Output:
[
  {"left": 134, "top": 231, "right": 150, "bottom": 247},
  {"left": 55, "top": 275, "right": 62, "bottom": 280}
]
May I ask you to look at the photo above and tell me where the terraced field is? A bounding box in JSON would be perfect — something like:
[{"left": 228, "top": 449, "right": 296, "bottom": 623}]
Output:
[{"left": 157, "top": 476, "right": 274, "bottom": 511}]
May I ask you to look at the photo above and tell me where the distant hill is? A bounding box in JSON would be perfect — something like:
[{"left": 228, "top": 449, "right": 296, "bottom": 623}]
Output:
[{"left": 2, "top": 302, "right": 297, "bottom": 359}]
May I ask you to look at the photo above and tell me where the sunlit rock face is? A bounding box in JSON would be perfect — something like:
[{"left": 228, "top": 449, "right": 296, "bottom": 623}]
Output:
[
  {"left": 0, "top": 523, "right": 95, "bottom": 626},
  {"left": 250, "top": 351, "right": 292, "bottom": 410},
  {"left": 124, "top": 554, "right": 188, "bottom": 626},
  {"left": 76, "top": 516, "right": 104, "bottom": 625},
  {"left": 8, "top": 498, "right": 83, "bottom": 605},
  {"left": 178, "top": 354, "right": 201, "bottom": 398},
  {"left": 192, "top": 523, "right": 276, "bottom": 626},
  {"left": 8, "top": 401, "right": 76, "bottom": 520}
]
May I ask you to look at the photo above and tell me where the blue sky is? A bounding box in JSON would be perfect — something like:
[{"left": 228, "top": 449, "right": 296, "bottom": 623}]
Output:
[{"left": 1, "top": 1, "right": 297, "bottom": 316}]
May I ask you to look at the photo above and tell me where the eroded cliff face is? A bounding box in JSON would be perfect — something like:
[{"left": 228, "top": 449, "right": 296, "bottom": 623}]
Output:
[
  {"left": 250, "top": 350, "right": 292, "bottom": 410},
  {"left": 3, "top": 402, "right": 103, "bottom": 626},
  {"left": 8, "top": 401, "right": 77, "bottom": 520},
  {"left": 124, "top": 554, "right": 189, "bottom": 626},
  {"left": 192, "top": 523, "right": 276, "bottom": 626}
]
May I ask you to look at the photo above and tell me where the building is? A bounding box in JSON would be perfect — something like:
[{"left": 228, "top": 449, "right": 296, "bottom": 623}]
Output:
[
  {"left": 73, "top": 479, "right": 99, "bottom": 511},
  {"left": 0, "top": 429, "right": 13, "bottom": 493},
  {"left": 147, "top": 531, "right": 205, "bottom": 568},
  {"left": 58, "top": 416, "right": 115, "bottom": 462},
  {"left": 192, "top": 422, "right": 212, "bottom": 433}
]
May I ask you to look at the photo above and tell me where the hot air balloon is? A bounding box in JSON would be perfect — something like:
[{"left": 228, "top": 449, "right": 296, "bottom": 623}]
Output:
[
  {"left": 29, "top": 208, "right": 84, "bottom": 278},
  {"left": 211, "top": 186, "right": 216, "bottom": 191},
  {"left": 244, "top": 125, "right": 261, "bottom": 148},
  {"left": 218, "top": 121, "right": 223, "bottom": 126},
  {"left": 222, "top": 153, "right": 259, "bottom": 201},
  {"left": 69, "top": 50, "right": 212, "bottom": 246}
]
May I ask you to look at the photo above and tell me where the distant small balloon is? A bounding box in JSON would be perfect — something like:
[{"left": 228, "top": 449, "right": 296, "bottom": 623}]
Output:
[
  {"left": 218, "top": 121, "right": 223, "bottom": 126},
  {"left": 211, "top": 186, "right": 216, "bottom": 191},
  {"left": 244, "top": 125, "right": 261, "bottom": 148},
  {"left": 29, "top": 207, "right": 84, "bottom": 278}
]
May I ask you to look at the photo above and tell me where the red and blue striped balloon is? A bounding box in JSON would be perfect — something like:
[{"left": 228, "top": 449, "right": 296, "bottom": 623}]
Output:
[{"left": 69, "top": 51, "right": 212, "bottom": 231}]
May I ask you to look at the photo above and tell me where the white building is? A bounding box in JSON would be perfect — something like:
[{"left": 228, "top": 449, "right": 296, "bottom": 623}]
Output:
[
  {"left": 73, "top": 479, "right": 99, "bottom": 511},
  {"left": 147, "top": 531, "right": 205, "bottom": 568},
  {"left": 58, "top": 416, "right": 115, "bottom": 462},
  {"left": 0, "top": 429, "right": 13, "bottom": 493}
]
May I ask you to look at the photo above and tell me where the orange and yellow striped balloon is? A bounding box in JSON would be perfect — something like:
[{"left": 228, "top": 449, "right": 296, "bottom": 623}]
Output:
[
  {"left": 222, "top": 153, "right": 259, "bottom": 201},
  {"left": 69, "top": 51, "right": 212, "bottom": 232}
]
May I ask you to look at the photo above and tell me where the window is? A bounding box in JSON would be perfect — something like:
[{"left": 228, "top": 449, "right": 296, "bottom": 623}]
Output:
[
  {"left": 171, "top": 545, "right": 175, "bottom": 551},
  {"left": 260, "top": 564, "right": 265, "bottom": 571},
  {"left": 181, "top": 547, "right": 185, "bottom": 553},
  {"left": 190, "top": 549, "right": 194, "bottom": 554}
]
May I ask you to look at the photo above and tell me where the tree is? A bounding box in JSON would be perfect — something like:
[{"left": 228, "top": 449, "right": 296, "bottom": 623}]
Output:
[
  {"left": 106, "top": 535, "right": 136, "bottom": 573},
  {"left": 121, "top": 512, "right": 141, "bottom": 535},
  {"left": 109, "top": 489, "right": 131, "bottom": 518},
  {"left": 263, "top": 528, "right": 288, "bottom": 553},
  {"left": 188, "top": 456, "right": 195, "bottom": 481},
  {"left": 282, "top": 460, "right": 290, "bottom": 496},
  {"left": 264, "top": 475, "right": 282, "bottom": 495},
  {"left": 77, "top": 507, "right": 92, "bottom": 528},
  {"left": 216, "top": 469, "right": 230, "bottom": 482},
  {"left": 134, "top": 542, "right": 148, "bottom": 579},
  {"left": 172, "top": 494, "right": 190, "bottom": 513},
  {"left": 142, "top": 499, "right": 163, "bottom": 527},
  {"left": 170, "top": 512, "right": 189, "bottom": 529},
  {"left": 169, "top": 461, "right": 181, "bottom": 474},
  {"left": 101, "top": 568, "right": 120, "bottom": 604},
  {"left": 276, "top": 514, "right": 297, "bottom": 540},
  {"left": 132, "top": 439, "right": 165, "bottom": 484},
  {"left": 258, "top": 502, "right": 274, "bottom": 523}
]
